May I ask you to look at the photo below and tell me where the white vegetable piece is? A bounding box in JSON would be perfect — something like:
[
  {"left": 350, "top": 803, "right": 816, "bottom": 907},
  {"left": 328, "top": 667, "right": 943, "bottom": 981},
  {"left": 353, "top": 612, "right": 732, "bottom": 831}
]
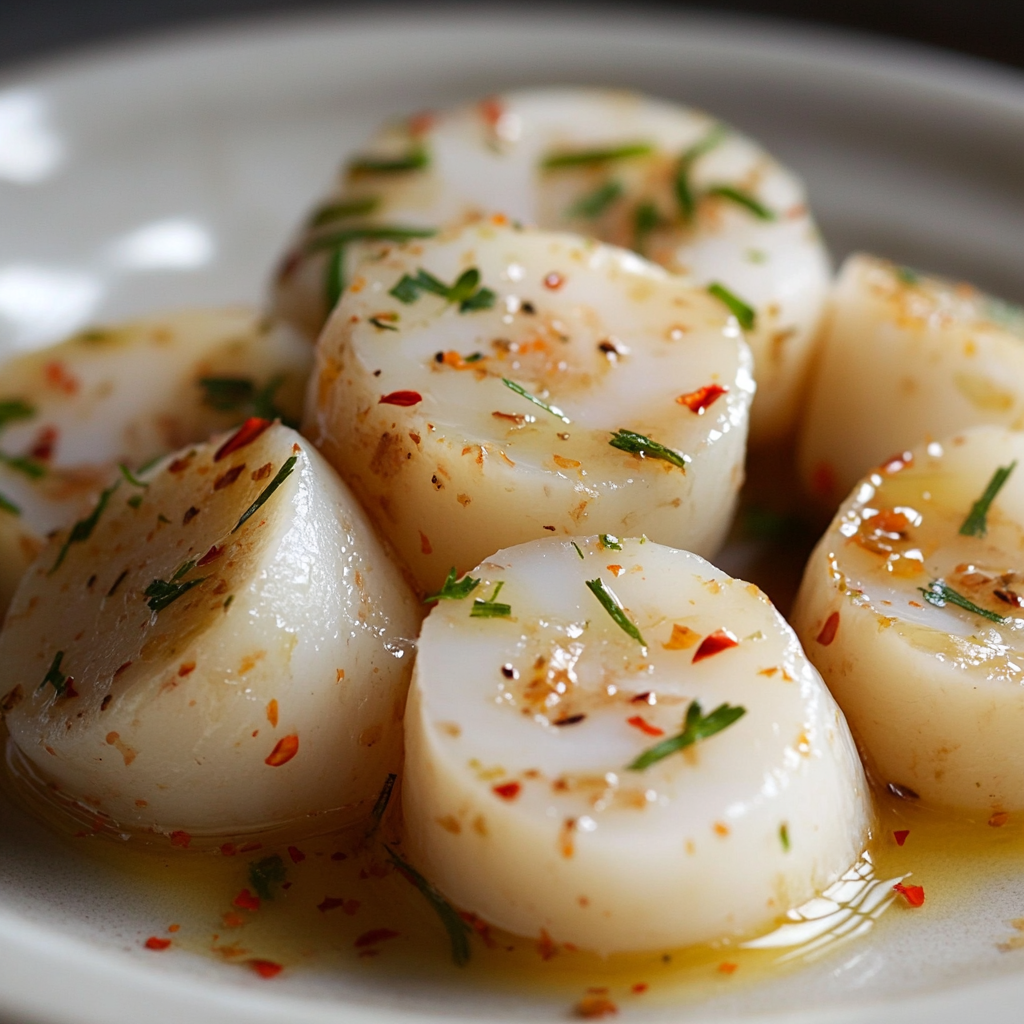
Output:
[
  {"left": 792, "top": 426, "right": 1024, "bottom": 812},
  {"left": 307, "top": 221, "right": 754, "bottom": 594},
  {"left": 0, "top": 422, "right": 420, "bottom": 840},
  {"left": 797, "top": 254, "right": 1024, "bottom": 509},
  {"left": 403, "top": 536, "right": 870, "bottom": 954},
  {"left": 274, "top": 88, "right": 829, "bottom": 444}
]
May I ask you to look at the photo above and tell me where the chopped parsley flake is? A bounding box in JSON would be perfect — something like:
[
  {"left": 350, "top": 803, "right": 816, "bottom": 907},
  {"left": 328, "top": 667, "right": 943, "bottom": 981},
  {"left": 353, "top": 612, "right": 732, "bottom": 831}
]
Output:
[
  {"left": 918, "top": 580, "right": 1010, "bottom": 624},
  {"left": 306, "top": 196, "right": 380, "bottom": 229},
  {"left": 0, "top": 491, "right": 19, "bottom": 516},
  {"left": 471, "top": 582, "right": 512, "bottom": 619},
  {"left": 0, "top": 453, "right": 45, "bottom": 479},
  {"left": 705, "top": 185, "right": 774, "bottom": 220},
  {"left": 585, "top": 577, "right": 645, "bottom": 646},
  {"left": 0, "top": 399, "right": 35, "bottom": 431},
  {"left": 248, "top": 854, "right": 287, "bottom": 901},
  {"left": 144, "top": 572, "right": 207, "bottom": 614},
  {"left": 198, "top": 375, "right": 296, "bottom": 429},
  {"left": 633, "top": 201, "right": 661, "bottom": 254},
  {"left": 368, "top": 772, "right": 398, "bottom": 834},
  {"left": 50, "top": 481, "right": 120, "bottom": 574},
  {"left": 571, "top": 541, "right": 584, "bottom": 559},
  {"left": 895, "top": 265, "right": 920, "bottom": 286},
  {"left": 779, "top": 823, "right": 790, "bottom": 852},
  {"left": 348, "top": 145, "right": 429, "bottom": 174},
  {"left": 542, "top": 142, "right": 654, "bottom": 169},
  {"left": 389, "top": 267, "right": 495, "bottom": 313},
  {"left": 369, "top": 315, "right": 399, "bottom": 331},
  {"left": 599, "top": 534, "right": 622, "bottom": 551},
  {"left": 118, "top": 463, "right": 150, "bottom": 489},
  {"left": 232, "top": 455, "right": 297, "bottom": 534},
  {"left": 385, "top": 844, "right": 471, "bottom": 966},
  {"left": 567, "top": 180, "right": 623, "bottom": 219},
  {"left": 608, "top": 429, "right": 690, "bottom": 470},
  {"left": 674, "top": 125, "right": 726, "bottom": 221},
  {"left": 959, "top": 461, "right": 1016, "bottom": 537},
  {"left": 707, "top": 282, "right": 756, "bottom": 330},
  {"left": 424, "top": 567, "right": 481, "bottom": 604},
  {"left": 40, "top": 651, "right": 69, "bottom": 695},
  {"left": 627, "top": 700, "right": 746, "bottom": 771},
  {"left": 501, "top": 378, "right": 570, "bottom": 423}
]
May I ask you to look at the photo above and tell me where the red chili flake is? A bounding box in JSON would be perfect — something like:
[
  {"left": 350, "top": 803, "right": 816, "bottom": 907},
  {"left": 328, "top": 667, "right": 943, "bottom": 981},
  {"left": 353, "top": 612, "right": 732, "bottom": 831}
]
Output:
[
  {"left": 576, "top": 994, "right": 617, "bottom": 1018},
  {"left": 29, "top": 425, "right": 57, "bottom": 461},
  {"left": 44, "top": 360, "right": 79, "bottom": 395},
  {"left": 717, "top": 962, "right": 738, "bottom": 974},
  {"left": 265, "top": 734, "right": 299, "bottom": 767},
  {"left": 196, "top": 545, "right": 223, "bottom": 569},
  {"left": 63, "top": 679, "right": 79, "bottom": 698},
  {"left": 459, "top": 912, "right": 499, "bottom": 949},
  {"left": 544, "top": 272, "right": 565, "bottom": 290},
  {"left": 810, "top": 461, "right": 836, "bottom": 498},
  {"left": 248, "top": 959, "right": 283, "bottom": 979},
  {"left": 182, "top": 506, "right": 200, "bottom": 525},
  {"left": 354, "top": 928, "right": 400, "bottom": 948},
  {"left": 880, "top": 451, "right": 913, "bottom": 475},
  {"left": 893, "top": 830, "right": 910, "bottom": 847},
  {"left": 168, "top": 924, "right": 180, "bottom": 933},
  {"left": 816, "top": 611, "right": 840, "bottom": 646},
  {"left": 144, "top": 937, "right": 171, "bottom": 951},
  {"left": 177, "top": 662, "right": 195, "bottom": 678},
  {"left": 627, "top": 715, "right": 664, "bottom": 737},
  {"left": 478, "top": 96, "right": 504, "bottom": 126},
  {"left": 407, "top": 110, "right": 434, "bottom": 135},
  {"left": 419, "top": 530, "right": 432, "bottom": 555},
  {"left": 893, "top": 882, "right": 925, "bottom": 907},
  {"left": 631, "top": 691, "right": 655, "bottom": 704},
  {"left": 379, "top": 390, "right": 423, "bottom": 407},
  {"left": 214, "top": 465, "right": 245, "bottom": 491},
  {"left": 168, "top": 454, "right": 194, "bottom": 474},
  {"left": 554, "top": 714, "right": 586, "bottom": 727},
  {"left": 537, "top": 929, "right": 557, "bottom": 961},
  {"left": 677, "top": 384, "right": 728, "bottom": 414},
  {"left": 215, "top": 418, "right": 271, "bottom": 462},
  {"left": 692, "top": 629, "right": 739, "bottom": 663},
  {"left": 631, "top": 983, "right": 648, "bottom": 995},
  {"left": 318, "top": 897, "right": 360, "bottom": 914},
  {"left": 169, "top": 830, "right": 192, "bottom": 849},
  {"left": 989, "top": 811, "right": 1010, "bottom": 828},
  {"left": 220, "top": 843, "right": 238, "bottom": 857},
  {"left": 492, "top": 781, "right": 521, "bottom": 801},
  {"left": 233, "top": 888, "right": 261, "bottom": 911}
]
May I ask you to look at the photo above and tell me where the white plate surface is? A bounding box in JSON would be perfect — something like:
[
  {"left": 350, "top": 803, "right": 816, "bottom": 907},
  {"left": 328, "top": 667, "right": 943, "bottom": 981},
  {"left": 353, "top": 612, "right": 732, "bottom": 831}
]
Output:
[{"left": 1, "top": 9, "right": 1023, "bottom": 1024}]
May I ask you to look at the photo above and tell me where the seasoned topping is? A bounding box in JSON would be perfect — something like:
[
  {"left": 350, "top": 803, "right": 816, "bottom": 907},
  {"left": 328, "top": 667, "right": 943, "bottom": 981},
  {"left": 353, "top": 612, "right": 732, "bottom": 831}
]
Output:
[
  {"left": 627, "top": 700, "right": 746, "bottom": 771},
  {"left": 608, "top": 429, "right": 689, "bottom": 471},
  {"left": 424, "top": 567, "right": 481, "bottom": 604},
  {"left": 585, "top": 577, "right": 645, "bottom": 646},
  {"left": 707, "top": 282, "right": 756, "bottom": 330},
  {"left": 390, "top": 267, "right": 495, "bottom": 313},
  {"left": 959, "top": 460, "right": 1016, "bottom": 537}
]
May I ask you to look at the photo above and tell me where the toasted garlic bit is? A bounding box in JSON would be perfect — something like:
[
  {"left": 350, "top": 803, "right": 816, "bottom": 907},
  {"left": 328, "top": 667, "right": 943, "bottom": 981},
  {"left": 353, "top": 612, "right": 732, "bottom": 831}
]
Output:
[
  {"left": 792, "top": 426, "right": 1024, "bottom": 811},
  {"left": 798, "top": 254, "right": 1024, "bottom": 508},
  {"left": 274, "top": 88, "right": 828, "bottom": 444},
  {"left": 306, "top": 222, "right": 754, "bottom": 594},
  {"left": 403, "top": 537, "right": 869, "bottom": 954},
  {"left": 0, "top": 423, "right": 420, "bottom": 839}
]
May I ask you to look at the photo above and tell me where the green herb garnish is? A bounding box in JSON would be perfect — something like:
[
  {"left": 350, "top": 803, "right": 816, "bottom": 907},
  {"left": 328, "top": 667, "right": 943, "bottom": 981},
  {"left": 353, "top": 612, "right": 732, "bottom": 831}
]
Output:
[
  {"left": 779, "top": 822, "right": 790, "bottom": 852},
  {"left": 0, "top": 454, "right": 45, "bottom": 479},
  {"left": 918, "top": 580, "right": 1010, "bottom": 624},
  {"left": 585, "top": 577, "right": 645, "bottom": 646},
  {"left": 232, "top": 456, "right": 297, "bottom": 534},
  {"left": 118, "top": 463, "right": 149, "bottom": 489},
  {"left": 542, "top": 142, "right": 654, "bottom": 170},
  {"left": 608, "top": 428, "right": 689, "bottom": 470},
  {"left": 198, "top": 375, "right": 295, "bottom": 428},
  {"left": 385, "top": 844, "right": 471, "bottom": 966},
  {"left": 40, "top": 651, "right": 69, "bottom": 695},
  {"left": 306, "top": 196, "right": 380, "bottom": 229},
  {"left": 348, "top": 145, "right": 429, "bottom": 175},
  {"left": 424, "top": 567, "right": 481, "bottom": 604},
  {"left": 471, "top": 582, "right": 512, "bottom": 619},
  {"left": 368, "top": 772, "right": 398, "bottom": 834},
  {"left": 707, "top": 282, "right": 756, "bottom": 330},
  {"left": 368, "top": 315, "right": 399, "bottom": 331},
  {"left": 389, "top": 267, "right": 495, "bottom": 313},
  {"left": 674, "top": 125, "right": 726, "bottom": 221},
  {"left": 599, "top": 534, "right": 622, "bottom": 550},
  {"left": 567, "top": 180, "right": 623, "bottom": 219},
  {"left": 501, "top": 378, "right": 570, "bottom": 423},
  {"left": 959, "top": 461, "right": 1016, "bottom": 537},
  {"left": 144, "top": 573, "right": 207, "bottom": 614},
  {"left": 0, "top": 491, "right": 19, "bottom": 515},
  {"left": 571, "top": 541, "right": 584, "bottom": 559},
  {"left": 633, "top": 200, "right": 661, "bottom": 254},
  {"left": 0, "top": 400, "right": 35, "bottom": 431},
  {"left": 248, "top": 855, "right": 287, "bottom": 901},
  {"left": 50, "top": 481, "right": 119, "bottom": 574},
  {"left": 895, "top": 265, "right": 920, "bottom": 286},
  {"left": 705, "top": 185, "right": 774, "bottom": 220},
  {"left": 627, "top": 699, "right": 746, "bottom": 771}
]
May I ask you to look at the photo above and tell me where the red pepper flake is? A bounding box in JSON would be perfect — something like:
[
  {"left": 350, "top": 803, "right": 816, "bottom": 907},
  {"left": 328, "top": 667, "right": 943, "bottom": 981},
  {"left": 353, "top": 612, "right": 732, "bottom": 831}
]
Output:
[
  {"left": 318, "top": 897, "right": 360, "bottom": 915},
  {"left": 537, "top": 929, "right": 558, "bottom": 961},
  {"left": 223, "top": 911, "right": 246, "bottom": 928},
  {"left": 168, "top": 454, "right": 194, "bottom": 474},
  {"left": 575, "top": 994, "right": 617, "bottom": 1018},
  {"left": 63, "top": 679, "right": 79, "bottom": 698},
  {"left": 233, "top": 888, "right": 261, "bottom": 911},
  {"left": 44, "top": 360, "right": 79, "bottom": 395},
  {"left": 810, "top": 461, "right": 836, "bottom": 498},
  {"left": 379, "top": 390, "right": 423, "bottom": 407},
  {"left": 407, "top": 110, "right": 434, "bottom": 136},
  {"left": 989, "top": 811, "right": 1010, "bottom": 828},
  {"left": 717, "top": 962, "right": 738, "bottom": 974},
  {"left": 544, "top": 272, "right": 565, "bottom": 290},
  {"left": 178, "top": 662, "right": 195, "bottom": 678},
  {"left": 692, "top": 628, "right": 739, "bottom": 663},
  {"left": 893, "top": 830, "right": 910, "bottom": 847},
  {"left": 215, "top": 418, "right": 271, "bottom": 462},
  {"left": 144, "top": 937, "right": 171, "bottom": 951},
  {"left": 265, "top": 734, "right": 299, "bottom": 767},
  {"left": 214, "top": 465, "right": 245, "bottom": 490},
  {"left": 29, "top": 425, "right": 57, "bottom": 461},
  {"left": 169, "top": 830, "right": 192, "bottom": 849},
  {"left": 168, "top": 924, "right": 180, "bottom": 933},
  {"left": 197, "top": 544, "right": 223, "bottom": 567},
  {"left": 627, "top": 715, "right": 664, "bottom": 737},
  {"left": 419, "top": 530, "right": 432, "bottom": 555},
  {"left": 631, "top": 983, "right": 648, "bottom": 995},
  {"left": 816, "top": 611, "right": 840, "bottom": 646},
  {"left": 478, "top": 96, "right": 504, "bottom": 126},
  {"left": 893, "top": 882, "right": 925, "bottom": 907},
  {"left": 220, "top": 842, "right": 238, "bottom": 857},
  {"left": 677, "top": 383, "right": 728, "bottom": 414},
  {"left": 354, "top": 928, "right": 400, "bottom": 948},
  {"left": 266, "top": 698, "right": 279, "bottom": 727},
  {"left": 248, "top": 959, "right": 283, "bottom": 979},
  {"left": 492, "top": 781, "right": 521, "bottom": 801}
]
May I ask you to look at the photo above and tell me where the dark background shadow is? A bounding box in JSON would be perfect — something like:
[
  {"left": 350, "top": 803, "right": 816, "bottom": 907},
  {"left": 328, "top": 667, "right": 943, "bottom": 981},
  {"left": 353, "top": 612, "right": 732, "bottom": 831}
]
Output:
[{"left": 1, "top": 0, "right": 1024, "bottom": 74}]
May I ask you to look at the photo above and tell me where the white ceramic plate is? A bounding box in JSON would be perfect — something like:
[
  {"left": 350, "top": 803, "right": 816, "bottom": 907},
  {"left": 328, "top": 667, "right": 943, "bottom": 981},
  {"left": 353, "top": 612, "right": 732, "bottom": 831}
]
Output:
[{"left": 1, "top": 10, "right": 1023, "bottom": 1024}]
